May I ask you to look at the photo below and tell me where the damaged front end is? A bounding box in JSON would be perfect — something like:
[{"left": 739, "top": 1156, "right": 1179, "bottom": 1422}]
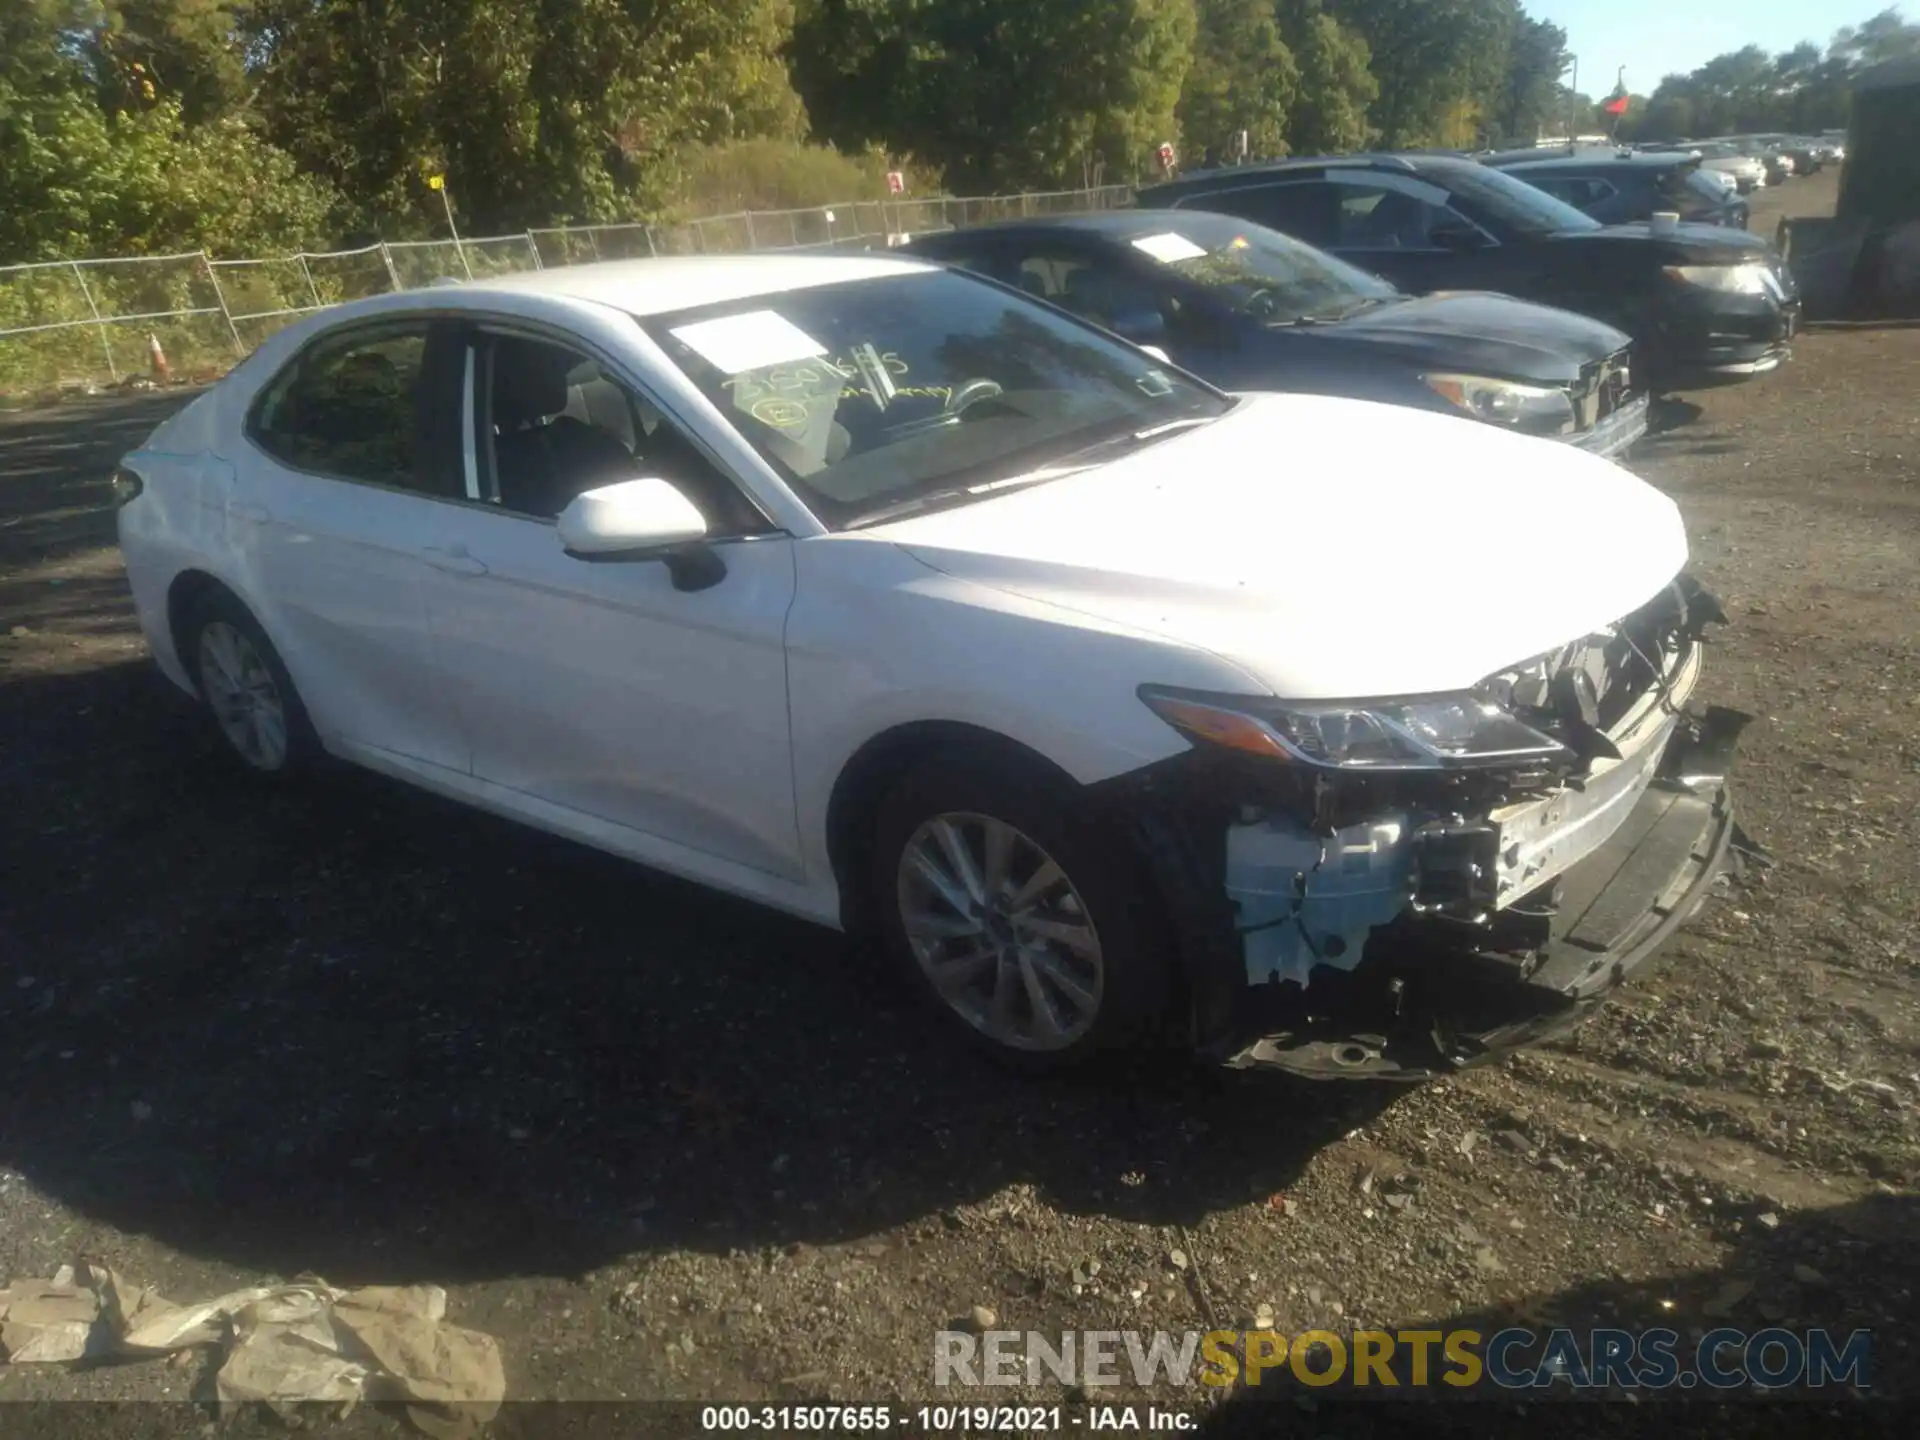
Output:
[{"left": 1103, "top": 574, "right": 1762, "bottom": 1082}]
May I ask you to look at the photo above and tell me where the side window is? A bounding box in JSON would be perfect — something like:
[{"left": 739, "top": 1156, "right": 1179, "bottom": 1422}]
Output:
[
  {"left": 251, "top": 326, "right": 432, "bottom": 489},
  {"left": 1325, "top": 177, "right": 1479, "bottom": 251},
  {"left": 1530, "top": 176, "right": 1586, "bottom": 205},
  {"left": 1180, "top": 184, "right": 1340, "bottom": 247},
  {"left": 474, "top": 333, "right": 766, "bottom": 536},
  {"left": 931, "top": 249, "right": 1020, "bottom": 289},
  {"left": 1009, "top": 250, "right": 1170, "bottom": 337}
]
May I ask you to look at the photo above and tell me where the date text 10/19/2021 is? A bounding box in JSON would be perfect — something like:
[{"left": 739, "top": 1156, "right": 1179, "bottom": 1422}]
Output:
[{"left": 701, "top": 1406, "right": 1188, "bottom": 1432}]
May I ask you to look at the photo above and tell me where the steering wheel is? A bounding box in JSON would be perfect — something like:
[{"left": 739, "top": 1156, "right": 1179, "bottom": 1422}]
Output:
[
  {"left": 881, "top": 377, "right": 1005, "bottom": 439},
  {"left": 1241, "top": 287, "right": 1282, "bottom": 320},
  {"left": 943, "top": 377, "right": 1005, "bottom": 416}
]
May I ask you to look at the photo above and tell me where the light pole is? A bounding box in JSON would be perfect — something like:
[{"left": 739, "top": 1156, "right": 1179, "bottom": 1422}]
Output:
[{"left": 428, "top": 173, "right": 474, "bottom": 280}]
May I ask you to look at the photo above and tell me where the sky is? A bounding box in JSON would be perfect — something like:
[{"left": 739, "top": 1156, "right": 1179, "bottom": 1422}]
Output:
[{"left": 1528, "top": 0, "right": 1908, "bottom": 95}]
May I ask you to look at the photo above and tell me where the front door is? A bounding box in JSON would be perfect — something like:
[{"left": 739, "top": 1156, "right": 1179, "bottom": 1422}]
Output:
[{"left": 418, "top": 325, "right": 804, "bottom": 879}]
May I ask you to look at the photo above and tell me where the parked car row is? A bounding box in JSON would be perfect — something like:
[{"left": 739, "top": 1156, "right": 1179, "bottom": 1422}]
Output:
[
  {"left": 114, "top": 196, "right": 1758, "bottom": 1082},
  {"left": 1479, "top": 147, "right": 1751, "bottom": 230},
  {"left": 1130, "top": 153, "right": 1799, "bottom": 390},
  {"left": 1640, "top": 134, "right": 1843, "bottom": 194}
]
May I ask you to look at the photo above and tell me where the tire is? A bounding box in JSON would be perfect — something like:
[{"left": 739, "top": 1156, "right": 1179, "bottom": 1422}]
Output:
[
  {"left": 184, "top": 589, "right": 318, "bottom": 779},
  {"left": 870, "top": 749, "right": 1171, "bottom": 1071}
]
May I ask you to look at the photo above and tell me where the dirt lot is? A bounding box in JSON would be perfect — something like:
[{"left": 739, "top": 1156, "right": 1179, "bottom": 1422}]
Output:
[{"left": 2, "top": 168, "right": 1915, "bottom": 1429}]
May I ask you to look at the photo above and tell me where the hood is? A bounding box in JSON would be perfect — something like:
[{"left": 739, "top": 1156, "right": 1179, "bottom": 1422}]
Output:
[
  {"left": 865, "top": 394, "right": 1688, "bottom": 701},
  {"left": 1549, "top": 220, "right": 1777, "bottom": 265},
  {"left": 1299, "top": 291, "right": 1629, "bottom": 383}
]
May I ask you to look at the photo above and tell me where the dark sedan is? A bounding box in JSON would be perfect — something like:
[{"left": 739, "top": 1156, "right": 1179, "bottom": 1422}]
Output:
[
  {"left": 904, "top": 210, "right": 1648, "bottom": 457},
  {"left": 1137, "top": 154, "right": 1800, "bottom": 390},
  {"left": 1483, "top": 150, "right": 1750, "bottom": 230}
]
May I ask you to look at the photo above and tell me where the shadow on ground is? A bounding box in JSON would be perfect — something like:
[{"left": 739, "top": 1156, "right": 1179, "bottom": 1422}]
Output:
[
  {"left": 1189, "top": 1193, "right": 1913, "bottom": 1433},
  {"left": 0, "top": 393, "right": 197, "bottom": 570},
  {"left": 0, "top": 656, "right": 1399, "bottom": 1288}
]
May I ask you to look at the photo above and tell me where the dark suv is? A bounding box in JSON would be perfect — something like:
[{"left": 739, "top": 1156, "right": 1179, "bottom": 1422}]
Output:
[
  {"left": 1482, "top": 149, "right": 1750, "bottom": 230},
  {"left": 1138, "top": 154, "right": 1799, "bottom": 389}
]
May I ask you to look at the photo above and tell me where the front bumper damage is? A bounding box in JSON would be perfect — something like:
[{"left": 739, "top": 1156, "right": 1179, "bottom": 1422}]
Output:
[{"left": 1103, "top": 574, "right": 1762, "bottom": 1082}]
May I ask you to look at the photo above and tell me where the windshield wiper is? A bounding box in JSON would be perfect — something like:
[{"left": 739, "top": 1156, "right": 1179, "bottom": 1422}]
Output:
[
  {"left": 1291, "top": 295, "right": 1398, "bottom": 325},
  {"left": 843, "top": 471, "right": 1071, "bottom": 530}
]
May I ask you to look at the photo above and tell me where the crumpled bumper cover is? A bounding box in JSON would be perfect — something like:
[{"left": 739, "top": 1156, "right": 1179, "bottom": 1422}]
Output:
[{"left": 1219, "top": 706, "right": 1759, "bottom": 1082}]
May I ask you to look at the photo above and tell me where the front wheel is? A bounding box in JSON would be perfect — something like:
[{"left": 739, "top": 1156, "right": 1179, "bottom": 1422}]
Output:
[{"left": 870, "top": 752, "right": 1170, "bottom": 1070}]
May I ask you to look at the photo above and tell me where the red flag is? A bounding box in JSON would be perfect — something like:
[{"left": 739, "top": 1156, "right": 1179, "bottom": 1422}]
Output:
[{"left": 1602, "top": 72, "right": 1630, "bottom": 117}]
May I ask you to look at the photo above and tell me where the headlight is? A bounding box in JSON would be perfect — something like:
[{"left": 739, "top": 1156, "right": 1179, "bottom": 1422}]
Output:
[
  {"left": 1139, "top": 687, "right": 1573, "bottom": 771},
  {"left": 1665, "top": 262, "right": 1773, "bottom": 295},
  {"left": 1420, "top": 373, "right": 1576, "bottom": 437}
]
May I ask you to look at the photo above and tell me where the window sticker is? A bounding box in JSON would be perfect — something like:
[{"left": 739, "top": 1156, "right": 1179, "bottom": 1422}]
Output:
[
  {"left": 668, "top": 310, "right": 828, "bottom": 374},
  {"left": 1130, "top": 232, "right": 1210, "bottom": 264}
]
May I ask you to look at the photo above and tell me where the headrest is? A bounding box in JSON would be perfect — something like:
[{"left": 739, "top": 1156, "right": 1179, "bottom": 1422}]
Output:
[{"left": 492, "top": 338, "right": 573, "bottom": 425}]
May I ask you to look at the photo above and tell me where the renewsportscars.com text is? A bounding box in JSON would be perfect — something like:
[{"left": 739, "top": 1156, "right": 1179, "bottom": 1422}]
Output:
[{"left": 935, "top": 1326, "right": 1873, "bottom": 1390}]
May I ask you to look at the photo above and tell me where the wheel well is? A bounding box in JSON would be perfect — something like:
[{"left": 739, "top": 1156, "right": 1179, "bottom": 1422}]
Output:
[
  {"left": 825, "top": 721, "right": 1078, "bottom": 934},
  {"left": 165, "top": 569, "right": 235, "bottom": 685}
]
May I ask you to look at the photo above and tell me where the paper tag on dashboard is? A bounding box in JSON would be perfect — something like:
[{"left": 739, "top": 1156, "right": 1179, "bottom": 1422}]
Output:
[
  {"left": 1130, "top": 232, "right": 1210, "bottom": 264},
  {"left": 668, "top": 311, "right": 827, "bottom": 374}
]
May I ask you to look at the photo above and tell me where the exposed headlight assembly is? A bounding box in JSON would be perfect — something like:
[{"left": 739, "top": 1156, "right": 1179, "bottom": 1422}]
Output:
[
  {"left": 1420, "top": 373, "right": 1576, "bottom": 436},
  {"left": 1665, "top": 261, "right": 1774, "bottom": 296},
  {"left": 1139, "top": 686, "right": 1574, "bottom": 772}
]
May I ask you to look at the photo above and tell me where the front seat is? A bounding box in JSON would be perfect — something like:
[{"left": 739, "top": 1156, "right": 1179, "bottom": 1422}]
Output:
[{"left": 491, "top": 339, "right": 635, "bottom": 517}]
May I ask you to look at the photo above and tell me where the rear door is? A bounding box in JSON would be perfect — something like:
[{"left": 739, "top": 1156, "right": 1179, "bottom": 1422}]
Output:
[{"left": 232, "top": 319, "right": 469, "bottom": 771}]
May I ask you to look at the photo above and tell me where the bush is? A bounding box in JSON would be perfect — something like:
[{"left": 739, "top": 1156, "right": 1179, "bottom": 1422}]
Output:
[{"left": 657, "top": 138, "right": 899, "bottom": 218}]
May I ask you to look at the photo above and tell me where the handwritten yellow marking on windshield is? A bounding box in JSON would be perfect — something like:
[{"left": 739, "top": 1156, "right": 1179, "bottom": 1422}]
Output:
[{"left": 750, "top": 397, "right": 811, "bottom": 430}]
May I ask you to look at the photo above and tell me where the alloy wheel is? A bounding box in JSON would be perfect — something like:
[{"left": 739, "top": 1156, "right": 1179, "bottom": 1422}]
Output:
[
  {"left": 896, "top": 811, "right": 1104, "bottom": 1051},
  {"left": 197, "top": 620, "right": 289, "bottom": 771}
]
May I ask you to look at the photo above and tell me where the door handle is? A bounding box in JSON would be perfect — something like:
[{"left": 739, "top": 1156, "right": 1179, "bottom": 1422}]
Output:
[
  {"left": 225, "top": 501, "right": 270, "bottom": 524},
  {"left": 422, "top": 546, "right": 488, "bottom": 577}
]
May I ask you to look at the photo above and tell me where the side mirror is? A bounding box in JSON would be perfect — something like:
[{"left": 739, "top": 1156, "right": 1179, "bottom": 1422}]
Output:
[{"left": 558, "top": 477, "right": 708, "bottom": 557}]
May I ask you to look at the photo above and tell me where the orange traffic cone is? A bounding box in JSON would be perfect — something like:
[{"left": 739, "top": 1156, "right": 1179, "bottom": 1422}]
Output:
[{"left": 148, "top": 332, "right": 171, "bottom": 383}]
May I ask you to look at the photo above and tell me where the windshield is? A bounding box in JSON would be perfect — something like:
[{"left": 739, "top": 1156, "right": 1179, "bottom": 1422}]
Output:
[
  {"left": 1442, "top": 163, "right": 1602, "bottom": 236},
  {"left": 641, "top": 271, "right": 1231, "bottom": 529},
  {"left": 1666, "top": 166, "right": 1732, "bottom": 206},
  {"left": 1120, "top": 213, "right": 1398, "bottom": 324}
]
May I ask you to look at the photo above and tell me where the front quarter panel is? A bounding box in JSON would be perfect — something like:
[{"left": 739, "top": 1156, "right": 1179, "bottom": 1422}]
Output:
[{"left": 785, "top": 535, "right": 1262, "bottom": 888}]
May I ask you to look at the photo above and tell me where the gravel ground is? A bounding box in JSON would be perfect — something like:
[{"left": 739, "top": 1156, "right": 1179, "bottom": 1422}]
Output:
[{"left": 2, "top": 169, "right": 1914, "bottom": 1431}]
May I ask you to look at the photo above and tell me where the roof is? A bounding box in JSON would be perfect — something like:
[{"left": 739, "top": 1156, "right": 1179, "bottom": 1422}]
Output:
[
  {"left": 450, "top": 253, "right": 933, "bottom": 315},
  {"left": 1141, "top": 152, "right": 1477, "bottom": 195},
  {"left": 1500, "top": 151, "right": 1691, "bottom": 173},
  {"left": 907, "top": 210, "right": 1206, "bottom": 243}
]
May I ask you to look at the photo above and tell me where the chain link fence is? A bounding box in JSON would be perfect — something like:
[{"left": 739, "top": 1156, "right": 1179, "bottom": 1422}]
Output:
[{"left": 0, "top": 186, "right": 1132, "bottom": 401}]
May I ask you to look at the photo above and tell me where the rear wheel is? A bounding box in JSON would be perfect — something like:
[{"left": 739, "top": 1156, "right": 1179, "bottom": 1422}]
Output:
[
  {"left": 871, "top": 752, "right": 1170, "bottom": 1070},
  {"left": 186, "top": 591, "right": 317, "bottom": 778}
]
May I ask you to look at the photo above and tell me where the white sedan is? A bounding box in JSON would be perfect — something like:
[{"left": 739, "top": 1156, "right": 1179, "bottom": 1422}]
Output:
[{"left": 114, "top": 254, "right": 1751, "bottom": 1079}]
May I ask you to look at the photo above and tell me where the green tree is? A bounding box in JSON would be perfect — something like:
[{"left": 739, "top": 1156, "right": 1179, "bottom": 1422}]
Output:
[
  {"left": 790, "top": 0, "right": 1199, "bottom": 190},
  {"left": 1275, "top": 0, "right": 1377, "bottom": 154},
  {"left": 1490, "top": 14, "right": 1570, "bottom": 144},
  {"left": 240, "top": 0, "right": 808, "bottom": 234},
  {"left": 85, "top": 1, "right": 249, "bottom": 125},
  {"left": 1329, "top": 0, "right": 1517, "bottom": 148},
  {"left": 1178, "top": 0, "right": 1299, "bottom": 164}
]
